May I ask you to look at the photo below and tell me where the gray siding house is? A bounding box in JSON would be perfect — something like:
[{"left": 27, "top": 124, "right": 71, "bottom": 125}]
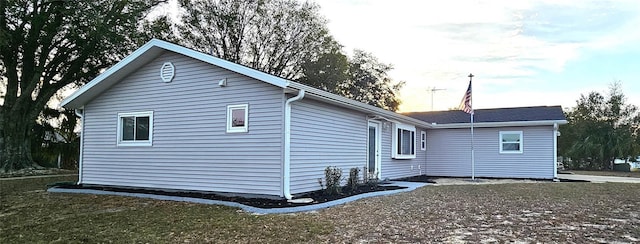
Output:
[
  {"left": 404, "top": 107, "right": 566, "bottom": 179},
  {"left": 61, "top": 39, "right": 566, "bottom": 199}
]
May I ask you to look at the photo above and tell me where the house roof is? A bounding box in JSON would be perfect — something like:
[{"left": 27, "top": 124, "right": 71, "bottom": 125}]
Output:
[
  {"left": 403, "top": 106, "right": 567, "bottom": 128},
  {"left": 60, "top": 39, "right": 432, "bottom": 128},
  {"left": 60, "top": 39, "right": 290, "bottom": 109}
]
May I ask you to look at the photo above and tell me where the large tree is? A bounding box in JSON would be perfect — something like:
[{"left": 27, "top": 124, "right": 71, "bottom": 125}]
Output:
[
  {"left": 299, "top": 48, "right": 404, "bottom": 111},
  {"left": 0, "top": 0, "right": 170, "bottom": 172},
  {"left": 297, "top": 38, "right": 349, "bottom": 92},
  {"left": 178, "top": 0, "right": 404, "bottom": 111},
  {"left": 559, "top": 82, "right": 640, "bottom": 169},
  {"left": 178, "top": 0, "right": 330, "bottom": 80},
  {"left": 340, "top": 50, "right": 404, "bottom": 111}
]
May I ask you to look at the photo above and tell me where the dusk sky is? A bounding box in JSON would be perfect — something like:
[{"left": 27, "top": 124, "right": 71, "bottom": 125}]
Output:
[{"left": 315, "top": 0, "right": 640, "bottom": 112}]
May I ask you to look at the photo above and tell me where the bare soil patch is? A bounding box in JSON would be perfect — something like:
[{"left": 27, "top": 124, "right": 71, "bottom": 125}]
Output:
[
  {"left": 313, "top": 182, "right": 640, "bottom": 243},
  {"left": 432, "top": 177, "right": 547, "bottom": 185},
  {"left": 569, "top": 170, "right": 640, "bottom": 178}
]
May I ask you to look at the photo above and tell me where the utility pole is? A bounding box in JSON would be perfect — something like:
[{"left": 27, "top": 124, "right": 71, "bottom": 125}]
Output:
[{"left": 427, "top": 87, "right": 447, "bottom": 110}]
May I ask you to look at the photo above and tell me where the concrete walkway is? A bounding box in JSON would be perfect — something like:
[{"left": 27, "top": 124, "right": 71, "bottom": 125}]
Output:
[
  {"left": 48, "top": 181, "right": 429, "bottom": 214},
  {"left": 558, "top": 174, "right": 640, "bottom": 183}
]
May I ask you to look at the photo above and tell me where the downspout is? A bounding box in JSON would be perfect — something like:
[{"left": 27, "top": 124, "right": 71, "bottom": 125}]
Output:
[
  {"left": 75, "top": 108, "right": 85, "bottom": 185},
  {"left": 284, "top": 90, "right": 305, "bottom": 200},
  {"left": 553, "top": 123, "right": 558, "bottom": 179}
]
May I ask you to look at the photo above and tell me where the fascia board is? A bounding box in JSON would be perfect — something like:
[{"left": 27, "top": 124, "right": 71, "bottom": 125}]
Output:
[
  {"left": 430, "top": 120, "right": 569, "bottom": 129},
  {"left": 288, "top": 82, "right": 433, "bottom": 128}
]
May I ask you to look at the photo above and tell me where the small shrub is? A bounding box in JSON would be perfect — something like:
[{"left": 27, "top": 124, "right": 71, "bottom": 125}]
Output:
[
  {"left": 347, "top": 167, "right": 360, "bottom": 192},
  {"left": 324, "top": 166, "right": 342, "bottom": 195},
  {"left": 362, "top": 166, "right": 379, "bottom": 187}
]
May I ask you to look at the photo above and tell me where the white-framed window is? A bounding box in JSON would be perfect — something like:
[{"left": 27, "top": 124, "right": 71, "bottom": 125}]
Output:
[
  {"left": 117, "top": 111, "right": 153, "bottom": 146},
  {"left": 227, "top": 104, "right": 248, "bottom": 133},
  {"left": 420, "top": 131, "right": 426, "bottom": 151},
  {"left": 500, "top": 131, "right": 523, "bottom": 154},
  {"left": 392, "top": 123, "right": 416, "bottom": 159}
]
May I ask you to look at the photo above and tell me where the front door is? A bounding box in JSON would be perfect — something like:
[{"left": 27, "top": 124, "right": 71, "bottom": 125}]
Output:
[{"left": 367, "top": 121, "right": 381, "bottom": 179}]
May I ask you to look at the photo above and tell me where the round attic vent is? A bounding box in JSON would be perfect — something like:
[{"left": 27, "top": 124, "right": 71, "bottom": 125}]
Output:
[{"left": 160, "top": 62, "right": 175, "bottom": 82}]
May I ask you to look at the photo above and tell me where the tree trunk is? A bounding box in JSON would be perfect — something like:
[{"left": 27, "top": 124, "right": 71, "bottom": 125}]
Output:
[{"left": 0, "top": 109, "right": 38, "bottom": 173}]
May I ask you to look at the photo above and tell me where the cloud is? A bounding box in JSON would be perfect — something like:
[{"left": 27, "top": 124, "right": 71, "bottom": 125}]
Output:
[{"left": 317, "top": 0, "right": 640, "bottom": 112}]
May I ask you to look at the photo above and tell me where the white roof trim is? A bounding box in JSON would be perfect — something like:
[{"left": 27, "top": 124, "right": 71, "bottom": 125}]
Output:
[
  {"left": 60, "top": 39, "right": 289, "bottom": 108},
  {"left": 430, "top": 120, "right": 568, "bottom": 129},
  {"left": 153, "top": 40, "right": 290, "bottom": 88},
  {"left": 287, "top": 82, "right": 434, "bottom": 128}
]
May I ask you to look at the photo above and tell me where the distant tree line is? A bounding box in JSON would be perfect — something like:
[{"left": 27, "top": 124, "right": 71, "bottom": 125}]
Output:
[
  {"left": 1, "top": 0, "right": 403, "bottom": 172},
  {"left": 558, "top": 82, "right": 640, "bottom": 170}
]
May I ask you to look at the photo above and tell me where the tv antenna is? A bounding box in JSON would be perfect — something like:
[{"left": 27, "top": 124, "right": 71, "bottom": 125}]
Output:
[{"left": 427, "top": 87, "right": 447, "bottom": 110}]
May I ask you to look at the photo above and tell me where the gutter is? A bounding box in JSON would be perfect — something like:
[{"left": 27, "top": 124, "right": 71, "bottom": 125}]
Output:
[
  {"left": 429, "top": 120, "right": 568, "bottom": 129},
  {"left": 74, "top": 108, "right": 85, "bottom": 185},
  {"left": 283, "top": 90, "right": 305, "bottom": 200},
  {"left": 287, "top": 82, "right": 433, "bottom": 128}
]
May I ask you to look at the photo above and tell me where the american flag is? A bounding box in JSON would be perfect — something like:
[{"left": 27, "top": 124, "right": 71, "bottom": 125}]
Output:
[{"left": 459, "top": 81, "right": 472, "bottom": 114}]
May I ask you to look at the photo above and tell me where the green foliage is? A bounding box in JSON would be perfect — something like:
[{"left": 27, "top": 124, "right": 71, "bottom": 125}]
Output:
[
  {"left": 31, "top": 108, "right": 80, "bottom": 169},
  {"left": 0, "top": 0, "right": 171, "bottom": 171},
  {"left": 297, "top": 38, "right": 349, "bottom": 92},
  {"left": 559, "top": 81, "right": 640, "bottom": 170},
  {"left": 347, "top": 167, "right": 360, "bottom": 192},
  {"left": 299, "top": 48, "right": 404, "bottom": 111},
  {"left": 340, "top": 50, "right": 404, "bottom": 111},
  {"left": 323, "top": 166, "right": 343, "bottom": 195}
]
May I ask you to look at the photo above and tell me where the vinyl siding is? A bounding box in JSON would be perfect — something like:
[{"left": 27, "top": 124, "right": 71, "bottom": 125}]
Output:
[
  {"left": 380, "top": 125, "right": 428, "bottom": 179},
  {"left": 81, "top": 50, "right": 285, "bottom": 196},
  {"left": 289, "top": 98, "right": 428, "bottom": 193},
  {"left": 426, "top": 126, "right": 555, "bottom": 179},
  {"left": 289, "top": 99, "right": 367, "bottom": 194}
]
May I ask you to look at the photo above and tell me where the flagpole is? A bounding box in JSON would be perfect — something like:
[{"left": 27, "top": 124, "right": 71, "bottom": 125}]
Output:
[{"left": 469, "top": 73, "right": 475, "bottom": 181}]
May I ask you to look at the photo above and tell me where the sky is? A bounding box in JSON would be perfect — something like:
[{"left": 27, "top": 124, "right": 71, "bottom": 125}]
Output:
[{"left": 313, "top": 0, "right": 640, "bottom": 112}]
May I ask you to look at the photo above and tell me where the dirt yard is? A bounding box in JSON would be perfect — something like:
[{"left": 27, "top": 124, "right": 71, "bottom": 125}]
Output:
[
  {"left": 1, "top": 176, "right": 639, "bottom": 243},
  {"left": 567, "top": 170, "right": 640, "bottom": 178},
  {"left": 313, "top": 182, "right": 640, "bottom": 243}
]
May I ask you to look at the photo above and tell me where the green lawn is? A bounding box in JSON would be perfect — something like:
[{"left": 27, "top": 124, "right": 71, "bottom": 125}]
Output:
[
  {"left": 0, "top": 176, "right": 331, "bottom": 243},
  {"left": 2, "top": 176, "right": 639, "bottom": 242}
]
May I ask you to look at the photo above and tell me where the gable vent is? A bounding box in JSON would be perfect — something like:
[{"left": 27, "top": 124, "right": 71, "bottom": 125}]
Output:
[{"left": 160, "top": 62, "right": 175, "bottom": 82}]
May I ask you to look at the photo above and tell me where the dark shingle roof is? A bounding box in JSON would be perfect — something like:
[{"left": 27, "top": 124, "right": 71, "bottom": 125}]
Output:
[{"left": 402, "top": 106, "right": 566, "bottom": 124}]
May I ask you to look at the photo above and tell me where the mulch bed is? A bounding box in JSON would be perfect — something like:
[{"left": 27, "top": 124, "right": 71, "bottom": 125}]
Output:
[
  {"left": 53, "top": 183, "right": 406, "bottom": 208},
  {"left": 393, "top": 174, "right": 437, "bottom": 183}
]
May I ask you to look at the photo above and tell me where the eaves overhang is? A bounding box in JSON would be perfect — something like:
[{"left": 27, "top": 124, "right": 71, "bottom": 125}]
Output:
[{"left": 429, "top": 120, "right": 568, "bottom": 129}]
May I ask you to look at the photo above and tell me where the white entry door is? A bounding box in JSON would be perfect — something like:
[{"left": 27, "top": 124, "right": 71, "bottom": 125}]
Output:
[{"left": 367, "top": 121, "right": 381, "bottom": 179}]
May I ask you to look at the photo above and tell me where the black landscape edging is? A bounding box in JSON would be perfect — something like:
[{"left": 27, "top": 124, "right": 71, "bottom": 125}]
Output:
[
  {"left": 393, "top": 175, "right": 437, "bottom": 183},
  {"left": 558, "top": 178, "right": 590, "bottom": 182}
]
